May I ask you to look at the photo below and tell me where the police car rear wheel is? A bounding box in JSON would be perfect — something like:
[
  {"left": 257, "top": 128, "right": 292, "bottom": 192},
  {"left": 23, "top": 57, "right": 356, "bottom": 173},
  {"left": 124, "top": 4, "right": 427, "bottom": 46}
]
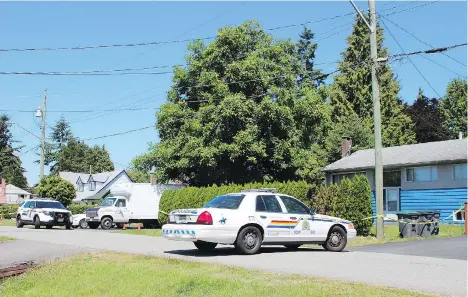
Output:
[
  {"left": 323, "top": 226, "right": 347, "bottom": 252},
  {"left": 194, "top": 241, "right": 217, "bottom": 252},
  {"left": 34, "top": 216, "right": 41, "bottom": 229},
  {"left": 236, "top": 226, "right": 262, "bottom": 255}
]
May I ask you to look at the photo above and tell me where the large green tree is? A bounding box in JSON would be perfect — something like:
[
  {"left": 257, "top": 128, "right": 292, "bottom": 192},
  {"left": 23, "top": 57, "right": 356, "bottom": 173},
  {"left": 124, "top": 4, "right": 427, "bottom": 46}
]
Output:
[
  {"left": 329, "top": 15, "right": 416, "bottom": 147},
  {"left": 36, "top": 175, "right": 75, "bottom": 206},
  {"left": 0, "top": 115, "right": 28, "bottom": 188},
  {"left": 440, "top": 78, "right": 467, "bottom": 138},
  {"left": 46, "top": 118, "right": 115, "bottom": 174},
  {"left": 405, "top": 88, "right": 450, "bottom": 143},
  {"left": 141, "top": 21, "right": 330, "bottom": 186}
]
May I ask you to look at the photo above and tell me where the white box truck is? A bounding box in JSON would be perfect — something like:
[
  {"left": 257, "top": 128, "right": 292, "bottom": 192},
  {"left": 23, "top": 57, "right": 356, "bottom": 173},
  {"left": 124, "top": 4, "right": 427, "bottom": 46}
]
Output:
[{"left": 85, "top": 183, "right": 183, "bottom": 230}]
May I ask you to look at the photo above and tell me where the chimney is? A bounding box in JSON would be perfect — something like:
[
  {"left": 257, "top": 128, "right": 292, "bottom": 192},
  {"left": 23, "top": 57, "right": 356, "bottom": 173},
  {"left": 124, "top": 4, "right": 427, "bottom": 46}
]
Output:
[
  {"left": 0, "top": 178, "right": 7, "bottom": 204},
  {"left": 341, "top": 136, "right": 352, "bottom": 158},
  {"left": 150, "top": 175, "right": 156, "bottom": 185},
  {"left": 459, "top": 132, "right": 463, "bottom": 139}
]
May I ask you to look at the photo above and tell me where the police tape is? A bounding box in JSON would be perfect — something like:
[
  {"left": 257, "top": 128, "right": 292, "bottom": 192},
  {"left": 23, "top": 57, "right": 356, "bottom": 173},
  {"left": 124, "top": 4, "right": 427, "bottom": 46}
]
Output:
[{"left": 159, "top": 210, "right": 169, "bottom": 216}]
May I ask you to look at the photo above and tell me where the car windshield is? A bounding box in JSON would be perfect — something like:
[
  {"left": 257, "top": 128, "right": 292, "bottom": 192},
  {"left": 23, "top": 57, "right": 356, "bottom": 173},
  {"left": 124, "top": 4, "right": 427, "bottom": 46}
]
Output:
[
  {"left": 203, "top": 194, "right": 245, "bottom": 209},
  {"left": 101, "top": 198, "right": 117, "bottom": 207},
  {"left": 36, "top": 201, "right": 65, "bottom": 209}
]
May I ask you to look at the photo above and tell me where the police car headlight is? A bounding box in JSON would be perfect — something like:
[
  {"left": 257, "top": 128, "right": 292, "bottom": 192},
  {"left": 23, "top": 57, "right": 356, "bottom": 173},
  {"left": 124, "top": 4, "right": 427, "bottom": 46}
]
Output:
[
  {"left": 43, "top": 210, "right": 49, "bottom": 216},
  {"left": 348, "top": 223, "right": 355, "bottom": 229}
]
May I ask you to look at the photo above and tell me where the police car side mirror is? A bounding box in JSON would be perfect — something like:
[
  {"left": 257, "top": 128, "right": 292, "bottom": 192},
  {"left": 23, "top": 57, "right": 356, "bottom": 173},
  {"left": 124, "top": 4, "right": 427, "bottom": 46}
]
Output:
[{"left": 309, "top": 208, "right": 316, "bottom": 215}]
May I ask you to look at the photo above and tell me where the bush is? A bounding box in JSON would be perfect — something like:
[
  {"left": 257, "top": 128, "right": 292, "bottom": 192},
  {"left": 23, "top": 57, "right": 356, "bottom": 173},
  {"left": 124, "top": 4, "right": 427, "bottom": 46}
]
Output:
[
  {"left": 36, "top": 175, "right": 76, "bottom": 206},
  {"left": 69, "top": 204, "right": 99, "bottom": 215},
  {"left": 158, "top": 181, "right": 315, "bottom": 225},
  {"left": 311, "top": 174, "right": 372, "bottom": 236},
  {"left": 0, "top": 204, "right": 18, "bottom": 219}
]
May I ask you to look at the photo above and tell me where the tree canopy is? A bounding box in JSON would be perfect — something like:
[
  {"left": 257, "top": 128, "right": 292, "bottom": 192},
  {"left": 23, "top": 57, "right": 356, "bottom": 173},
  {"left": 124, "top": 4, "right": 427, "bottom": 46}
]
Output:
[
  {"left": 36, "top": 175, "right": 75, "bottom": 206},
  {"left": 45, "top": 118, "right": 115, "bottom": 174},
  {"left": 0, "top": 115, "right": 28, "bottom": 188},
  {"left": 440, "top": 78, "right": 467, "bottom": 138}
]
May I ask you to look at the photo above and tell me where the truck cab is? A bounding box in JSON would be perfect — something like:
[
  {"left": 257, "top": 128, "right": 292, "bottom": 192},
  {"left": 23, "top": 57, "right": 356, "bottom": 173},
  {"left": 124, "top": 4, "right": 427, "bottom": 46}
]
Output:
[{"left": 86, "top": 196, "right": 130, "bottom": 230}]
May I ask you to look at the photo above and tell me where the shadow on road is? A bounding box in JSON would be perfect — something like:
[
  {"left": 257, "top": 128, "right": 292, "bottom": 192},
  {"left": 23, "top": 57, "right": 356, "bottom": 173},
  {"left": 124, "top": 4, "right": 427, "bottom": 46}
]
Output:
[{"left": 164, "top": 245, "right": 351, "bottom": 257}]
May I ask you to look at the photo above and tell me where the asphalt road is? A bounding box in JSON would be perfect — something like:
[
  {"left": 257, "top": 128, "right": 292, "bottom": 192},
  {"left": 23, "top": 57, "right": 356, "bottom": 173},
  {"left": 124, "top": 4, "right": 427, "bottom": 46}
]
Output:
[
  {"left": 1, "top": 226, "right": 466, "bottom": 297},
  {"left": 351, "top": 236, "right": 467, "bottom": 260}
]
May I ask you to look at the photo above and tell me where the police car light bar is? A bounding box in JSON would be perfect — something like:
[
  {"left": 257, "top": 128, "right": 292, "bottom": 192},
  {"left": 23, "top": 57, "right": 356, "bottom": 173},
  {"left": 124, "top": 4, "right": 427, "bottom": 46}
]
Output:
[{"left": 241, "top": 188, "right": 277, "bottom": 193}]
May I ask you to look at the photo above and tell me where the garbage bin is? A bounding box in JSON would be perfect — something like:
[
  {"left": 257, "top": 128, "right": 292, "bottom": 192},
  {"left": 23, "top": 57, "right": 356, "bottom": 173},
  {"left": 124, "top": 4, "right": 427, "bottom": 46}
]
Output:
[
  {"left": 416, "top": 210, "right": 441, "bottom": 236},
  {"left": 396, "top": 211, "right": 420, "bottom": 238}
]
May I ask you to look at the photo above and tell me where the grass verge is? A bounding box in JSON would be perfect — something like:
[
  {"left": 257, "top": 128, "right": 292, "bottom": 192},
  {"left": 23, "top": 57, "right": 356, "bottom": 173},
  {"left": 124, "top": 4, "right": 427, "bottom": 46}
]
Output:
[
  {"left": 348, "top": 223, "right": 464, "bottom": 247},
  {"left": 113, "top": 229, "right": 162, "bottom": 237},
  {"left": 0, "top": 219, "right": 16, "bottom": 227},
  {"left": 0, "top": 236, "right": 15, "bottom": 243},
  {"left": 0, "top": 252, "right": 433, "bottom": 297}
]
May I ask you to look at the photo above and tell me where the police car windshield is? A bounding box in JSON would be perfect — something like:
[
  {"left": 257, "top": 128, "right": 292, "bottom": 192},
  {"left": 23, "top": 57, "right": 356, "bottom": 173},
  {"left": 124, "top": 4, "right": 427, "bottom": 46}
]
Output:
[
  {"left": 36, "top": 201, "right": 65, "bottom": 209},
  {"left": 203, "top": 194, "right": 245, "bottom": 209},
  {"left": 101, "top": 198, "right": 117, "bottom": 207}
]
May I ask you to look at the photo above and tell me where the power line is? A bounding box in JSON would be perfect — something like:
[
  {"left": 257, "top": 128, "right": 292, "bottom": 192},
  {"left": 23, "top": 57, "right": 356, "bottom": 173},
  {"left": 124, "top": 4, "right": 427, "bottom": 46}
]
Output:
[
  {"left": 380, "top": 16, "right": 442, "bottom": 98},
  {"left": 18, "top": 145, "right": 40, "bottom": 157},
  {"left": 12, "top": 122, "right": 42, "bottom": 141},
  {"left": 82, "top": 125, "right": 154, "bottom": 141},
  {"left": 388, "top": 43, "right": 467, "bottom": 61},
  {"left": 1, "top": 107, "right": 158, "bottom": 113},
  {"left": 382, "top": 0, "right": 440, "bottom": 17},
  {"left": 380, "top": 14, "right": 466, "bottom": 67},
  {"left": 419, "top": 54, "right": 466, "bottom": 79}
]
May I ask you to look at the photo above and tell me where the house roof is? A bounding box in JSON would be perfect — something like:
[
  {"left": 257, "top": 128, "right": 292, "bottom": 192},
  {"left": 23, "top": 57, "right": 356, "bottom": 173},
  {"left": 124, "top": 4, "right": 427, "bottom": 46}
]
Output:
[
  {"left": 59, "top": 170, "right": 129, "bottom": 202},
  {"left": 6, "top": 184, "right": 31, "bottom": 195},
  {"left": 323, "top": 139, "right": 467, "bottom": 173}
]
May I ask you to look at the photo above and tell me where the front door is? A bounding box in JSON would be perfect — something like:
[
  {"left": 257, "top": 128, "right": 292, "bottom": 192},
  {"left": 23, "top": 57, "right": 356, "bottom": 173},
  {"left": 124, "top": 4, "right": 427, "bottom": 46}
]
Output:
[
  {"left": 384, "top": 188, "right": 400, "bottom": 214},
  {"left": 255, "top": 194, "right": 294, "bottom": 243},
  {"left": 115, "top": 198, "right": 130, "bottom": 222}
]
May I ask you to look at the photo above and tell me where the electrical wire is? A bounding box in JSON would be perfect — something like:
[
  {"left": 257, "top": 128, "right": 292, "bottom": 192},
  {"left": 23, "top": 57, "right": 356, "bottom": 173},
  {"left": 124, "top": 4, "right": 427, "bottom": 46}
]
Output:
[
  {"left": 12, "top": 123, "right": 42, "bottom": 140},
  {"left": 82, "top": 125, "right": 154, "bottom": 141},
  {"left": 380, "top": 14, "right": 466, "bottom": 67},
  {"left": 18, "top": 145, "right": 40, "bottom": 157}
]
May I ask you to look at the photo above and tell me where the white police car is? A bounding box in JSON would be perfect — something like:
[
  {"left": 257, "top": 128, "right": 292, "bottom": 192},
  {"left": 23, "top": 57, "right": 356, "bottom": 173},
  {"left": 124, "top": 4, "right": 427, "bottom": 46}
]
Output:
[
  {"left": 16, "top": 198, "right": 73, "bottom": 229},
  {"left": 162, "top": 189, "right": 356, "bottom": 254}
]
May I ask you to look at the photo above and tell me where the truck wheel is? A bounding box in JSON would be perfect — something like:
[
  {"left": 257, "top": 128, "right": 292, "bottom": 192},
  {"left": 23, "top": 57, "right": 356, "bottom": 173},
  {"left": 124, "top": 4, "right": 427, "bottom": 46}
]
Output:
[
  {"left": 116, "top": 223, "right": 124, "bottom": 229},
  {"left": 235, "top": 226, "right": 262, "bottom": 255},
  {"left": 46, "top": 225, "right": 53, "bottom": 229},
  {"left": 101, "top": 217, "right": 113, "bottom": 230},
  {"left": 34, "top": 216, "right": 41, "bottom": 229},
  {"left": 194, "top": 241, "right": 217, "bottom": 252},
  {"left": 88, "top": 223, "right": 99, "bottom": 229},
  {"left": 79, "top": 219, "right": 88, "bottom": 229},
  {"left": 323, "top": 226, "right": 347, "bottom": 252},
  {"left": 16, "top": 215, "right": 24, "bottom": 228}
]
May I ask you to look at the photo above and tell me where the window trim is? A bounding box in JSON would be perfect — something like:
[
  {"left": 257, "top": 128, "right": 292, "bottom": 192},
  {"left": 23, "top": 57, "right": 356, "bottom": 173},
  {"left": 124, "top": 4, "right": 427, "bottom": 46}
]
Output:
[
  {"left": 89, "top": 181, "right": 96, "bottom": 191},
  {"left": 77, "top": 181, "right": 84, "bottom": 192},
  {"left": 331, "top": 171, "right": 366, "bottom": 184}
]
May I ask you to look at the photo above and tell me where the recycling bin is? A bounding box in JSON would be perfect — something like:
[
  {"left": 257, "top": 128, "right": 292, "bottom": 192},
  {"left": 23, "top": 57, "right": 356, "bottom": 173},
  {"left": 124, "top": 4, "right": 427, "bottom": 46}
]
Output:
[
  {"left": 416, "top": 210, "right": 441, "bottom": 236},
  {"left": 396, "top": 211, "right": 420, "bottom": 238}
]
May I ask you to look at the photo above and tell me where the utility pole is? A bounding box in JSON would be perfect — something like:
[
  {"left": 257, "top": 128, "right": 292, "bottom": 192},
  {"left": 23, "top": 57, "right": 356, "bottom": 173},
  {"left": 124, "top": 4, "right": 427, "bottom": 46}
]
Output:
[
  {"left": 349, "top": 0, "right": 384, "bottom": 239},
  {"left": 39, "top": 89, "right": 47, "bottom": 181}
]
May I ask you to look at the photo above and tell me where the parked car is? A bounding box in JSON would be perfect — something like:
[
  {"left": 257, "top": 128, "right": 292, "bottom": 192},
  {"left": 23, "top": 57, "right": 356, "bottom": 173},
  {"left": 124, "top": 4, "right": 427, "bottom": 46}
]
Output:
[
  {"left": 162, "top": 188, "right": 356, "bottom": 255},
  {"left": 72, "top": 212, "right": 88, "bottom": 229},
  {"left": 16, "top": 198, "right": 73, "bottom": 229}
]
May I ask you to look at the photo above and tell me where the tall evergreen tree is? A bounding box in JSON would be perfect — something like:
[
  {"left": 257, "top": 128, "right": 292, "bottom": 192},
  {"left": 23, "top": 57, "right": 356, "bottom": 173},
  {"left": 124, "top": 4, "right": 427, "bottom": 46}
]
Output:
[
  {"left": 296, "top": 27, "right": 325, "bottom": 88},
  {"left": 329, "top": 15, "right": 415, "bottom": 147},
  {"left": 0, "top": 115, "right": 28, "bottom": 188},
  {"left": 440, "top": 78, "right": 467, "bottom": 138},
  {"left": 405, "top": 88, "right": 450, "bottom": 143}
]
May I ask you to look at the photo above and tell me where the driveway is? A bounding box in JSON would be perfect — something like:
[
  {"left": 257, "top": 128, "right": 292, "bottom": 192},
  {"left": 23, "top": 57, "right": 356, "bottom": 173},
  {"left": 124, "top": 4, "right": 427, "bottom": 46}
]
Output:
[
  {"left": 351, "top": 236, "right": 467, "bottom": 260},
  {"left": 1, "top": 226, "right": 466, "bottom": 297}
]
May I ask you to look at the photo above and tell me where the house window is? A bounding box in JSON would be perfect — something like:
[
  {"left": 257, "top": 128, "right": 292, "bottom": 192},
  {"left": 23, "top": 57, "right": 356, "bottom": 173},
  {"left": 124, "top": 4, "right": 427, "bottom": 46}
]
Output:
[
  {"left": 331, "top": 172, "right": 366, "bottom": 184},
  {"left": 77, "top": 182, "right": 84, "bottom": 192},
  {"left": 89, "top": 182, "right": 96, "bottom": 191},
  {"left": 383, "top": 171, "right": 401, "bottom": 187},
  {"left": 453, "top": 164, "right": 467, "bottom": 181},
  {"left": 406, "top": 166, "right": 438, "bottom": 182}
]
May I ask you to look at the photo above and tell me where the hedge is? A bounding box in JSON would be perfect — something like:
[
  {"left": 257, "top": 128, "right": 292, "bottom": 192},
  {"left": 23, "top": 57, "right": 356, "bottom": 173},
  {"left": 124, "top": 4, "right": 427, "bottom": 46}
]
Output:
[
  {"left": 311, "top": 174, "right": 372, "bottom": 235},
  {"left": 158, "top": 181, "right": 315, "bottom": 225},
  {"left": 0, "top": 204, "right": 19, "bottom": 219},
  {"left": 69, "top": 204, "right": 99, "bottom": 215}
]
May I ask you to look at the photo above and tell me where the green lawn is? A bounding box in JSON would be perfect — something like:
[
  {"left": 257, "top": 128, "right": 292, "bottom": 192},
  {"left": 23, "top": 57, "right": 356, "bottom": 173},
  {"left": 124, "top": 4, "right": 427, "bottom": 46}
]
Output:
[
  {"left": 348, "top": 223, "right": 465, "bottom": 247},
  {"left": 0, "top": 236, "right": 15, "bottom": 243},
  {"left": 0, "top": 219, "right": 16, "bottom": 227},
  {"left": 0, "top": 253, "right": 433, "bottom": 297},
  {"left": 113, "top": 229, "right": 162, "bottom": 237}
]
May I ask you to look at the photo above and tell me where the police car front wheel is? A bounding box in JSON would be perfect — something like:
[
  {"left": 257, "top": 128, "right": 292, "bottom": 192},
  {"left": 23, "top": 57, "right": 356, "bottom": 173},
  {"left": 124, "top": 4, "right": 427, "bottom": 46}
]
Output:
[
  {"left": 16, "top": 216, "right": 24, "bottom": 228},
  {"left": 323, "top": 226, "right": 347, "bottom": 252}
]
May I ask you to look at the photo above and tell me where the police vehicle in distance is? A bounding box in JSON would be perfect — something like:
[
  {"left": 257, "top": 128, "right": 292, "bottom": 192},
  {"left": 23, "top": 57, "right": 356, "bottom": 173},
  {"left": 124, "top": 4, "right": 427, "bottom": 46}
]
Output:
[
  {"left": 16, "top": 198, "right": 73, "bottom": 229},
  {"left": 162, "top": 188, "right": 356, "bottom": 255}
]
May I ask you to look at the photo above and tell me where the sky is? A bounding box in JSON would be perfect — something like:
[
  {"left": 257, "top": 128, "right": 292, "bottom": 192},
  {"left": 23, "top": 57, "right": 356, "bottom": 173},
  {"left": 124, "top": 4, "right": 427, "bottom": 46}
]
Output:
[{"left": 0, "top": 1, "right": 466, "bottom": 186}]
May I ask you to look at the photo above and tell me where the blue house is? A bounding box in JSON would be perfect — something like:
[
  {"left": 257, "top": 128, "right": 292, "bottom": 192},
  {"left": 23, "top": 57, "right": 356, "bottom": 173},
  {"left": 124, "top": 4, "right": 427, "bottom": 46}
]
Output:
[{"left": 323, "top": 138, "right": 467, "bottom": 223}]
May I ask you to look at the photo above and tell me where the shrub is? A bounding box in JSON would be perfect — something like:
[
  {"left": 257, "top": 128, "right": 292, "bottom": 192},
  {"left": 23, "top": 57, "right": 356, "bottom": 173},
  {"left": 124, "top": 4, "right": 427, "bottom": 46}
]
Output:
[
  {"left": 69, "top": 204, "right": 99, "bottom": 215},
  {"left": 36, "top": 175, "right": 75, "bottom": 206},
  {"left": 158, "top": 181, "right": 315, "bottom": 225},
  {"left": 0, "top": 204, "right": 18, "bottom": 219},
  {"left": 309, "top": 174, "right": 372, "bottom": 236}
]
